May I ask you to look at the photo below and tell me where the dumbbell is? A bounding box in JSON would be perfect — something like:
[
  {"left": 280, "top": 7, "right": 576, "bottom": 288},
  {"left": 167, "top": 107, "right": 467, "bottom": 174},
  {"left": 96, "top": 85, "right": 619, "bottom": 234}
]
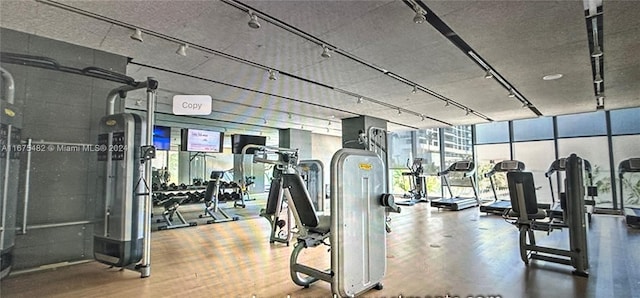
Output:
[{"left": 152, "top": 183, "right": 159, "bottom": 191}]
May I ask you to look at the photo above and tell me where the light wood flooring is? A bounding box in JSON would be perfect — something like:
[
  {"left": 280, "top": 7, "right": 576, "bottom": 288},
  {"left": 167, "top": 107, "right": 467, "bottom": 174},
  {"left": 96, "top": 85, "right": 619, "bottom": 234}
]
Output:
[{"left": 1, "top": 202, "right": 639, "bottom": 298}]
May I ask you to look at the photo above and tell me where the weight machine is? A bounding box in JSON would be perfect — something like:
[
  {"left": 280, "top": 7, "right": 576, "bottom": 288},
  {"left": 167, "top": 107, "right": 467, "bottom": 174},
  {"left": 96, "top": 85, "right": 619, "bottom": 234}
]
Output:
[
  {"left": 505, "top": 154, "right": 589, "bottom": 277},
  {"left": 288, "top": 149, "right": 401, "bottom": 296},
  {"left": 93, "top": 77, "right": 158, "bottom": 278},
  {"left": 396, "top": 158, "right": 428, "bottom": 206},
  {"left": 243, "top": 145, "right": 300, "bottom": 246}
]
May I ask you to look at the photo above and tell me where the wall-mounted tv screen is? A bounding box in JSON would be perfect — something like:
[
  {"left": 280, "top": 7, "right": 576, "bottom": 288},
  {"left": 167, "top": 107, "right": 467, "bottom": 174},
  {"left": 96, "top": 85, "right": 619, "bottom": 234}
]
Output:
[
  {"left": 181, "top": 128, "right": 224, "bottom": 153},
  {"left": 231, "top": 134, "right": 267, "bottom": 154},
  {"left": 153, "top": 125, "right": 171, "bottom": 151}
]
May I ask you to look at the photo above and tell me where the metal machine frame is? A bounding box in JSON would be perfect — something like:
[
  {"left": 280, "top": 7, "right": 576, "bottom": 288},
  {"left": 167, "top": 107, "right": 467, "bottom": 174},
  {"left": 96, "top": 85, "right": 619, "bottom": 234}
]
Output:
[
  {"left": 505, "top": 154, "right": 589, "bottom": 277},
  {"left": 199, "top": 171, "right": 239, "bottom": 224},
  {"left": 545, "top": 158, "right": 597, "bottom": 222},
  {"left": 618, "top": 158, "right": 640, "bottom": 228},
  {"left": 430, "top": 160, "right": 480, "bottom": 211},
  {"left": 0, "top": 67, "right": 19, "bottom": 279}
]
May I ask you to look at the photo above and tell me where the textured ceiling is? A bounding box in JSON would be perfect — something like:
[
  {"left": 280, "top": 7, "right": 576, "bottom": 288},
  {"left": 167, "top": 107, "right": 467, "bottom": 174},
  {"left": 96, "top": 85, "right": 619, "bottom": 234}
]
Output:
[{"left": 1, "top": 0, "right": 638, "bottom": 136}]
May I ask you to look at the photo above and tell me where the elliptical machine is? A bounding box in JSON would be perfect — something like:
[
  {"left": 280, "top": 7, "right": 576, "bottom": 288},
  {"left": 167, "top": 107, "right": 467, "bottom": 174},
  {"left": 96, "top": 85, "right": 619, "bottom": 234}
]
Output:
[{"left": 396, "top": 158, "right": 428, "bottom": 206}]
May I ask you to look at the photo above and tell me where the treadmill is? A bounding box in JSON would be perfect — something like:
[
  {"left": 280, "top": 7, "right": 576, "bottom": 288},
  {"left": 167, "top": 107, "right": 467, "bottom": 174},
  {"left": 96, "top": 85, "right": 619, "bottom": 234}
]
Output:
[
  {"left": 430, "top": 161, "right": 479, "bottom": 211},
  {"left": 545, "top": 158, "right": 597, "bottom": 221},
  {"left": 479, "top": 160, "right": 526, "bottom": 215},
  {"left": 619, "top": 158, "right": 640, "bottom": 228}
]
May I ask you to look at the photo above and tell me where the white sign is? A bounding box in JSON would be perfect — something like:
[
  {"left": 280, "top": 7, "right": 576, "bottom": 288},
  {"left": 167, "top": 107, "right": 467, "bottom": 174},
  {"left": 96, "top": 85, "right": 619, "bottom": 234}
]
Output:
[{"left": 172, "top": 95, "right": 212, "bottom": 115}]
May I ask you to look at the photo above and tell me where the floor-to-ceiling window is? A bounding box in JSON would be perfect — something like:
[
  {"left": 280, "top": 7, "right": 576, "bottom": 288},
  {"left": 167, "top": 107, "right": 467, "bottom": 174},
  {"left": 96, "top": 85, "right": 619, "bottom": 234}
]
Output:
[
  {"left": 511, "top": 117, "right": 556, "bottom": 204},
  {"left": 610, "top": 107, "right": 640, "bottom": 210},
  {"left": 415, "top": 128, "right": 442, "bottom": 197},
  {"left": 475, "top": 121, "right": 511, "bottom": 202}
]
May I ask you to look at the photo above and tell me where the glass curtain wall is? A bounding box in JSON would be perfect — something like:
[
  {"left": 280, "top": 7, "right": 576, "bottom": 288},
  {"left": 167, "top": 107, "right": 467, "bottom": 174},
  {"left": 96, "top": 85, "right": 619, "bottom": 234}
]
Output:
[
  {"left": 556, "top": 111, "right": 611, "bottom": 208},
  {"left": 442, "top": 126, "right": 474, "bottom": 198},
  {"left": 611, "top": 107, "right": 640, "bottom": 210},
  {"left": 475, "top": 121, "right": 510, "bottom": 203},
  {"left": 389, "top": 131, "right": 413, "bottom": 195},
  {"left": 415, "top": 129, "right": 442, "bottom": 197}
]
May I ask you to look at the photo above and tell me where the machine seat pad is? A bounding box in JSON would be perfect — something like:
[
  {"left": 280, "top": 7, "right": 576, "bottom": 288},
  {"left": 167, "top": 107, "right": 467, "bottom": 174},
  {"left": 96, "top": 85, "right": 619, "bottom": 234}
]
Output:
[
  {"left": 309, "top": 215, "right": 330, "bottom": 235},
  {"left": 508, "top": 209, "right": 547, "bottom": 220}
]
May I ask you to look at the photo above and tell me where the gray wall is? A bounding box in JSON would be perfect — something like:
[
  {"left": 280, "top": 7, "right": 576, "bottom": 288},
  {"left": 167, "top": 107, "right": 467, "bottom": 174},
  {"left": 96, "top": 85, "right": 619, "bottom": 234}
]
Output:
[{"left": 1, "top": 28, "right": 128, "bottom": 270}]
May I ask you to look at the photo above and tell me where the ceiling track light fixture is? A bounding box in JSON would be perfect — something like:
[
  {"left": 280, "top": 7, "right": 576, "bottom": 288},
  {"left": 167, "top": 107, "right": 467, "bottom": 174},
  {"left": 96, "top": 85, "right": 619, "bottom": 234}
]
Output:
[
  {"left": 522, "top": 102, "right": 530, "bottom": 108},
  {"left": 508, "top": 88, "right": 516, "bottom": 98},
  {"left": 130, "top": 28, "right": 143, "bottom": 42},
  {"left": 591, "top": 45, "right": 603, "bottom": 58},
  {"left": 594, "top": 73, "right": 603, "bottom": 84},
  {"left": 412, "top": 85, "right": 418, "bottom": 94},
  {"left": 357, "top": 96, "right": 363, "bottom": 104},
  {"left": 176, "top": 44, "right": 188, "bottom": 56},
  {"left": 465, "top": 108, "right": 470, "bottom": 115},
  {"left": 413, "top": 7, "right": 427, "bottom": 24},
  {"left": 444, "top": 100, "right": 450, "bottom": 107},
  {"left": 263, "top": 118, "right": 267, "bottom": 124},
  {"left": 321, "top": 45, "right": 332, "bottom": 58},
  {"left": 398, "top": 109, "right": 402, "bottom": 115},
  {"left": 596, "top": 94, "right": 605, "bottom": 110},
  {"left": 420, "top": 114, "right": 425, "bottom": 121},
  {"left": 268, "top": 69, "right": 278, "bottom": 80},
  {"left": 484, "top": 69, "right": 493, "bottom": 79},
  {"left": 248, "top": 11, "right": 261, "bottom": 29}
]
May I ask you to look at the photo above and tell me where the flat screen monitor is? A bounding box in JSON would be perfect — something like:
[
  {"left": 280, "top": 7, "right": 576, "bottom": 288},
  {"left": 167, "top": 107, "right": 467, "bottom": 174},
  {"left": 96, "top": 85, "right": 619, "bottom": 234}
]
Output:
[
  {"left": 181, "top": 128, "right": 224, "bottom": 153},
  {"left": 153, "top": 125, "right": 171, "bottom": 151},
  {"left": 231, "top": 134, "right": 267, "bottom": 154}
]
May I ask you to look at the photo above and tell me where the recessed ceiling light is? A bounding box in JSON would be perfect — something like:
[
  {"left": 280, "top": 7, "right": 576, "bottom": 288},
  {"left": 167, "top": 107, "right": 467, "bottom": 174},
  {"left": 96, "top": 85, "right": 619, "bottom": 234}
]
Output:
[{"left": 542, "top": 73, "right": 563, "bottom": 81}]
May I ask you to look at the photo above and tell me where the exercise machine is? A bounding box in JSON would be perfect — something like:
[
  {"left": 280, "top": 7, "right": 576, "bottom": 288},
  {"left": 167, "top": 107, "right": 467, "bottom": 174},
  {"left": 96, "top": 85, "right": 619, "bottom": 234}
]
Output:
[
  {"left": 297, "top": 160, "right": 325, "bottom": 212},
  {"left": 430, "top": 161, "right": 480, "bottom": 211},
  {"left": 288, "top": 148, "right": 400, "bottom": 297},
  {"left": 618, "top": 158, "right": 640, "bottom": 228},
  {"left": 545, "top": 158, "right": 597, "bottom": 222},
  {"left": 94, "top": 77, "right": 157, "bottom": 277},
  {"left": 479, "top": 160, "right": 525, "bottom": 215},
  {"left": 505, "top": 153, "right": 589, "bottom": 277},
  {"left": 0, "top": 67, "right": 20, "bottom": 279},
  {"left": 154, "top": 193, "right": 197, "bottom": 230},
  {"left": 397, "top": 158, "right": 428, "bottom": 206},
  {"left": 253, "top": 146, "right": 300, "bottom": 246},
  {"left": 200, "top": 171, "right": 239, "bottom": 224}
]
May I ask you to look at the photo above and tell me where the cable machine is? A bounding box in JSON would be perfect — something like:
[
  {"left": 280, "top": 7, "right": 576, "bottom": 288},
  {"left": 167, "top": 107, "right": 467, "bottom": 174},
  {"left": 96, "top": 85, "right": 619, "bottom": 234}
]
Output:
[
  {"left": 0, "top": 67, "right": 20, "bottom": 279},
  {"left": 93, "top": 77, "right": 158, "bottom": 278}
]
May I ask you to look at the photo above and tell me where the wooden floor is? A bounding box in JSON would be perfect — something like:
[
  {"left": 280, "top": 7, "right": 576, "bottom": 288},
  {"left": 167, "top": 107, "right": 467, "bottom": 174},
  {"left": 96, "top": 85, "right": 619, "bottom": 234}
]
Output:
[{"left": 2, "top": 202, "right": 639, "bottom": 298}]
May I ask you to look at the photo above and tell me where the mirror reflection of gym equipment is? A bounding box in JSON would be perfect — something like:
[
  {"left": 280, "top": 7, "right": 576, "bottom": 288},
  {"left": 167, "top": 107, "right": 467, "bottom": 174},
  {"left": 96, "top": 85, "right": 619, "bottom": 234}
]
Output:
[{"left": 430, "top": 161, "right": 480, "bottom": 211}]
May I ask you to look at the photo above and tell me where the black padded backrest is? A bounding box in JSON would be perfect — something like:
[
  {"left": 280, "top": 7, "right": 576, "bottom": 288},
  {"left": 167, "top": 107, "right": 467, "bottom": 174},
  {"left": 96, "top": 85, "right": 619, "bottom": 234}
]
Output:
[
  {"left": 282, "top": 173, "right": 318, "bottom": 228},
  {"left": 203, "top": 180, "right": 216, "bottom": 201},
  {"left": 507, "top": 172, "right": 540, "bottom": 215},
  {"left": 264, "top": 178, "right": 282, "bottom": 215}
]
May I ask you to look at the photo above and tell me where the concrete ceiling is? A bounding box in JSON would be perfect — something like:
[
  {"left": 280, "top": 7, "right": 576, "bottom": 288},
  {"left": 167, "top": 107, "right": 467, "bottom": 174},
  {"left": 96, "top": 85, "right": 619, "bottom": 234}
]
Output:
[{"left": 1, "top": 0, "right": 638, "bottom": 136}]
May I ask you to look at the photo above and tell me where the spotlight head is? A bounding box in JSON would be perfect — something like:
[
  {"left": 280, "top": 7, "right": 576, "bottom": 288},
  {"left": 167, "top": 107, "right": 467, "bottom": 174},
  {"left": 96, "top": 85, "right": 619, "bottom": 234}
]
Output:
[
  {"left": 321, "top": 45, "right": 332, "bottom": 58},
  {"left": 591, "top": 46, "right": 603, "bottom": 58},
  {"left": 596, "top": 94, "right": 605, "bottom": 110},
  {"left": 508, "top": 88, "right": 516, "bottom": 98},
  {"left": 594, "top": 73, "right": 603, "bottom": 84},
  {"left": 357, "top": 97, "right": 363, "bottom": 104},
  {"left": 412, "top": 85, "right": 418, "bottom": 94},
  {"left": 484, "top": 69, "right": 493, "bottom": 79},
  {"left": 130, "top": 28, "right": 143, "bottom": 42},
  {"left": 176, "top": 44, "right": 188, "bottom": 56},
  {"left": 268, "top": 69, "right": 278, "bottom": 80},
  {"left": 413, "top": 9, "right": 426, "bottom": 24},
  {"left": 248, "top": 11, "right": 261, "bottom": 29}
]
